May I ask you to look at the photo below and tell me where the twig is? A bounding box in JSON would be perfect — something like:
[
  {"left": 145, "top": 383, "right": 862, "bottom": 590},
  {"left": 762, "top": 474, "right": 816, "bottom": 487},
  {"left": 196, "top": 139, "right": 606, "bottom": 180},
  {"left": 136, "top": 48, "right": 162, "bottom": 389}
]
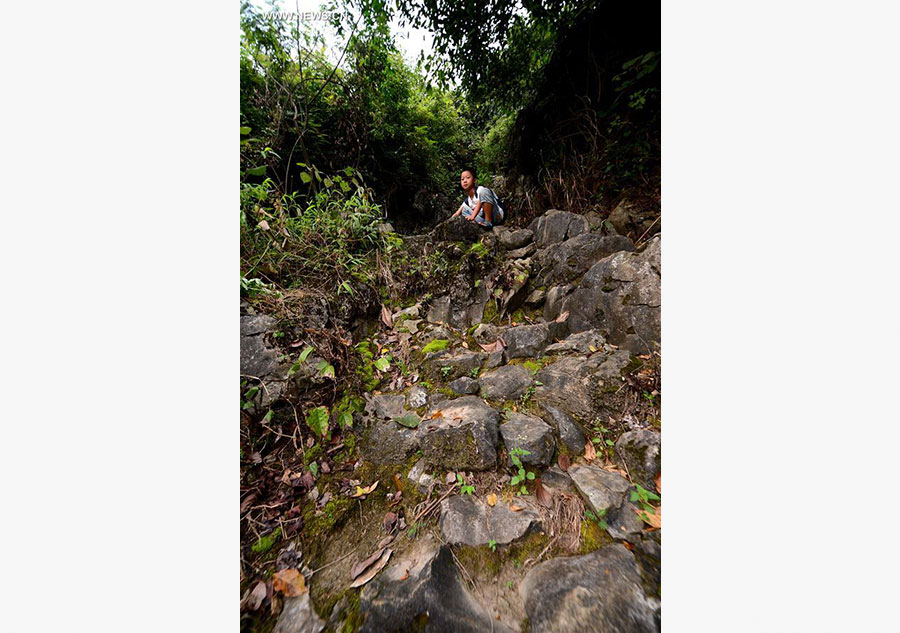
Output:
[{"left": 307, "top": 550, "right": 355, "bottom": 578}]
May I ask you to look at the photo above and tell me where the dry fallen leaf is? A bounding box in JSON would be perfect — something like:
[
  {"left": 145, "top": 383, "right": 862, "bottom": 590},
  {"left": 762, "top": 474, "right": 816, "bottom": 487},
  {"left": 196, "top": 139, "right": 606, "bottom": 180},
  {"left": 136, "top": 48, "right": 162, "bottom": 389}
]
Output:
[
  {"left": 637, "top": 505, "right": 662, "bottom": 529},
  {"left": 654, "top": 470, "right": 661, "bottom": 494},
  {"left": 461, "top": 341, "right": 469, "bottom": 349},
  {"left": 380, "top": 304, "right": 393, "bottom": 329},
  {"left": 351, "top": 481, "right": 379, "bottom": 498},
  {"left": 535, "top": 478, "right": 551, "bottom": 507},
  {"left": 510, "top": 504, "right": 524, "bottom": 512},
  {"left": 272, "top": 569, "right": 307, "bottom": 597},
  {"left": 257, "top": 220, "right": 270, "bottom": 231},
  {"left": 351, "top": 548, "right": 386, "bottom": 580},
  {"left": 555, "top": 311, "right": 569, "bottom": 323},
  {"left": 430, "top": 410, "right": 444, "bottom": 420},
  {"left": 349, "top": 549, "right": 392, "bottom": 588},
  {"left": 584, "top": 440, "right": 597, "bottom": 462},
  {"left": 486, "top": 493, "right": 498, "bottom": 507},
  {"left": 478, "top": 338, "right": 506, "bottom": 353},
  {"left": 243, "top": 580, "right": 267, "bottom": 611},
  {"left": 558, "top": 454, "right": 571, "bottom": 471}
]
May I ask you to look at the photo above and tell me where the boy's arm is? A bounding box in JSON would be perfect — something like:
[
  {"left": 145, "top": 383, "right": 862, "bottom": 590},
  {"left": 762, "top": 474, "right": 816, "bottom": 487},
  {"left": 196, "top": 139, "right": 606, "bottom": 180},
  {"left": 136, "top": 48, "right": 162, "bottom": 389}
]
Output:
[
  {"left": 451, "top": 204, "right": 463, "bottom": 218},
  {"left": 468, "top": 200, "right": 481, "bottom": 221}
]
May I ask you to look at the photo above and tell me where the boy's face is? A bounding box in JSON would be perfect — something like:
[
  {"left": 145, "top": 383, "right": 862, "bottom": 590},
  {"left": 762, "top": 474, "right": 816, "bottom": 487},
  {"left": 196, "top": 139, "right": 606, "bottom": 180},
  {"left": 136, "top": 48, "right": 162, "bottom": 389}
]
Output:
[{"left": 460, "top": 171, "right": 475, "bottom": 191}]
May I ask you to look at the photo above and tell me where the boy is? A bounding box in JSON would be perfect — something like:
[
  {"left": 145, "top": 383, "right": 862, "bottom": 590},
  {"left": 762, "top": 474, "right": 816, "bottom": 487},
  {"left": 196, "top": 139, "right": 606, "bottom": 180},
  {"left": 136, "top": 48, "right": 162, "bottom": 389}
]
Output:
[{"left": 450, "top": 167, "right": 504, "bottom": 228}]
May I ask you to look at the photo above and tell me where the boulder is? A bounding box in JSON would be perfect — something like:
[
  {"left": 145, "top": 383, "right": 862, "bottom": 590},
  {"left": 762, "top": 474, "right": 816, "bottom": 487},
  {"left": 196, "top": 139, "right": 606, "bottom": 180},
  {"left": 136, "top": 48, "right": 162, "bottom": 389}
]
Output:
[
  {"left": 360, "top": 418, "right": 419, "bottom": 464},
  {"left": 568, "top": 464, "right": 632, "bottom": 517},
  {"left": 426, "top": 296, "right": 452, "bottom": 324},
  {"left": 607, "top": 199, "right": 660, "bottom": 240},
  {"left": 472, "top": 323, "right": 500, "bottom": 344},
  {"left": 543, "top": 284, "right": 572, "bottom": 321},
  {"left": 439, "top": 494, "right": 541, "bottom": 546},
  {"left": 359, "top": 535, "right": 509, "bottom": 633},
  {"left": 424, "top": 350, "right": 485, "bottom": 381},
  {"left": 273, "top": 593, "right": 325, "bottom": 633},
  {"left": 502, "top": 323, "right": 551, "bottom": 359},
  {"left": 364, "top": 394, "right": 406, "bottom": 420},
  {"left": 528, "top": 209, "right": 589, "bottom": 247},
  {"left": 500, "top": 228, "right": 534, "bottom": 250},
  {"left": 615, "top": 429, "right": 661, "bottom": 492},
  {"left": 449, "top": 376, "right": 480, "bottom": 395},
  {"left": 534, "top": 357, "right": 597, "bottom": 420},
  {"left": 607, "top": 500, "right": 647, "bottom": 543},
  {"left": 540, "top": 465, "right": 575, "bottom": 495},
  {"left": 520, "top": 544, "right": 659, "bottom": 633},
  {"left": 525, "top": 288, "right": 546, "bottom": 307},
  {"left": 506, "top": 243, "right": 537, "bottom": 259},
  {"left": 500, "top": 413, "right": 556, "bottom": 467},
  {"left": 406, "top": 386, "right": 429, "bottom": 409},
  {"left": 479, "top": 364, "right": 533, "bottom": 400},
  {"left": 407, "top": 458, "right": 437, "bottom": 492},
  {"left": 545, "top": 329, "right": 606, "bottom": 355},
  {"left": 534, "top": 232, "right": 634, "bottom": 285},
  {"left": 562, "top": 236, "right": 660, "bottom": 354},
  {"left": 431, "top": 216, "right": 490, "bottom": 243},
  {"left": 417, "top": 396, "right": 500, "bottom": 470},
  {"left": 539, "top": 404, "right": 586, "bottom": 454}
]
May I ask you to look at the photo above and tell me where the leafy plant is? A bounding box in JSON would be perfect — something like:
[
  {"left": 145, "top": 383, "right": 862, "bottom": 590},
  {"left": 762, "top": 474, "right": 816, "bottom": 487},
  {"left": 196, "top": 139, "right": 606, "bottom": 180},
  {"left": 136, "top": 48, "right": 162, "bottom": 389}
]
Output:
[
  {"left": 584, "top": 509, "right": 608, "bottom": 531},
  {"left": 288, "top": 346, "right": 315, "bottom": 377},
  {"left": 488, "top": 539, "right": 497, "bottom": 552},
  {"left": 456, "top": 473, "right": 474, "bottom": 495},
  {"left": 630, "top": 484, "right": 660, "bottom": 521},
  {"left": 306, "top": 406, "right": 330, "bottom": 438},
  {"left": 440, "top": 366, "right": 452, "bottom": 379},
  {"left": 508, "top": 446, "right": 535, "bottom": 495},
  {"left": 374, "top": 356, "right": 391, "bottom": 372}
]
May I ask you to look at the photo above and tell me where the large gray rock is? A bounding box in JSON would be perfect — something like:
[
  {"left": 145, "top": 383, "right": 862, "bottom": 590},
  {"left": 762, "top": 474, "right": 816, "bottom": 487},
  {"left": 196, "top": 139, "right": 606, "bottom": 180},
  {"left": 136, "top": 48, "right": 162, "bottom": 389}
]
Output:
[
  {"left": 607, "top": 199, "right": 660, "bottom": 240},
  {"left": 360, "top": 418, "right": 419, "bottom": 464},
  {"left": 500, "top": 413, "right": 556, "bottom": 467},
  {"left": 528, "top": 209, "right": 589, "bottom": 247},
  {"left": 562, "top": 236, "right": 660, "bottom": 354},
  {"left": 520, "top": 544, "right": 659, "bottom": 633},
  {"left": 359, "top": 535, "right": 510, "bottom": 633},
  {"left": 502, "top": 322, "right": 567, "bottom": 359},
  {"left": 273, "top": 593, "right": 325, "bottom": 633},
  {"left": 506, "top": 243, "right": 536, "bottom": 259},
  {"left": 545, "top": 329, "right": 606, "bottom": 355},
  {"left": 539, "top": 404, "right": 586, "bottom": 454},
  {"left": 534, "top": 232, "right": 635, "bottom": 285},
  {"left": 406, "top": 386, "right": 429, "bottom": 409},
  {"left": 439, "top": 495, "right": 541, "bottom": 546},
  {"left": 568, "top": 464, "right": 632, "bottom": 517},
  {"left": 449, "top": 376, "right": 480, "bottom": 395},
  {"left": 479, "top": 364, "right": 533, "bottom": 400},
  {"left": 417, "top": 396, "right": 500, "bottom": 470},
  {"left": 533, "top": 357, "right": 597, "bottom": 420},
  {"left": 426, "top": 296, "right": 452, "bottom": 324},
  {"left": 424, "top": 350, "right": 485, "bottom": 381},
  {"left": 472, "top": 323, "right": 500, "bottom": 344},
  {"left": 365, "top": 394, "right": 406, "bottom": 420},
  {"left": 543, "top": 284, "right": 572, "bottom": 322},
  {"left": 499, "top": 228, "right": 534, "bottom": 250},
  {"left": 431, "top": 215, "right": 490, "bottom": 243},
  {"left": 616, "top": 429, "right": 661, "bottom": 492}
]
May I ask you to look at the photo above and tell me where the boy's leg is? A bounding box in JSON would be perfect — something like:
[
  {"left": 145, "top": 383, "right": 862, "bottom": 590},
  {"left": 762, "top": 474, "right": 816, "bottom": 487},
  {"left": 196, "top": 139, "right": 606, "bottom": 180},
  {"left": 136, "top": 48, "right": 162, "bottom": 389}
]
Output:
[{"left": 482, "top": 202, "right": 493, "bottom": 224}]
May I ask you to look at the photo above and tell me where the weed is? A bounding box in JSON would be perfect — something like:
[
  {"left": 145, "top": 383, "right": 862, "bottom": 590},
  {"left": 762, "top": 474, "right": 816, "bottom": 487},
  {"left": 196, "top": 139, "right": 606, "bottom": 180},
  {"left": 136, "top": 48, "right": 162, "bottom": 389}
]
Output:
[
  {"left": 440, "top": 366, "right": 452, "bottom": 379},
  {"left": 488, "top": 539, "right": 497, "bottom": 552},
  {"left": 509, "top": 446, "right": 535, "bottom": 495},
  {"left": 584, "top": 509, "right": 608, "bottom": 531},
  {"left": 456, "top": 473, "right": 475, "bottom": 495},
  {"left": 630, "top": 484, "right": 660, "bottom": 521}
]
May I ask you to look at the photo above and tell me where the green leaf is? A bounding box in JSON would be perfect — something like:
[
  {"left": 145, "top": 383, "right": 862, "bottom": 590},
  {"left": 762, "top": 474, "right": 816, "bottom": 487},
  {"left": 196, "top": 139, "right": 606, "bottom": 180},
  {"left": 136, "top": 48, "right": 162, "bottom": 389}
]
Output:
[
  {"left": 309, "top": 462, "right": 318, "bottom": 477},
  {"left": 300, "top": 172, "right": 312, "bottom": 183},
  {"left": 323, "top": 177, "right": 333, "bottom": 187},
  {"left": 240, "top": 126, "right": 252, "bottom": 135},
  {"left": 337, "top": 411, "right": 353, "bottom": 429},
  {"left": 374, "top": 357, "right": 391, "bottom": 372},
  {"left": 245, "top": 165, "right": 266, "bottom": 176},
  {"left": 316, "top": 360, "right": 335, "bottom": 378},
  {"left": 394, "top": 413, "right": 420, "bottom": 429},
  {"left": 251, "top": 527, "right": 281, "bottom": 553},
  {"left": 245, "top": 386, "right": 259, "bottom": 399},
  {"left": 526, "top": 471, "right": 535, "bottom": 481},
  {"left": 306, "top": 406, "right": 329, "bottom": 437},
  {"left": 510, "top": 475, "right": 520, "bottom": 486},
  {"left": 298, "top": 346, "right": 314, "bottom": 363},
  {"left": 263, "top": 410, "right": 274, "bottom": 423}
]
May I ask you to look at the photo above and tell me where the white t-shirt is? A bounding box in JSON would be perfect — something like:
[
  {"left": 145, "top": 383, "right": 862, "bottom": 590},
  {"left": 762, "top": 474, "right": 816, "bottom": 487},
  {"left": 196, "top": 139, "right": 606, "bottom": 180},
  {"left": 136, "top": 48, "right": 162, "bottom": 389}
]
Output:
[{"left": 462, "top": 186, "right": 504, "bottom": 223}]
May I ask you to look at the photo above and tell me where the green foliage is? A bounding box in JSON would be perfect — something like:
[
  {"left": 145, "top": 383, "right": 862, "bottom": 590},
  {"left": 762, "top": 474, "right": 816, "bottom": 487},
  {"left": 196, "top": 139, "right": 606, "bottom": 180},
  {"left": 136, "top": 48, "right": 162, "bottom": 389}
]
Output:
[
  {"left": 508, "top": 446, "right": 535, "bottom": 495},
  {"left": 440, "top": 366, "right": 452, "bottom": 379},
  {"left": 488, "top": 539, "right": 497, "bottom": 552},
  {"left": 288, "top": 346, "right": 315, "bottom": 377},
  {"left": 422, "top": 339, "right": 450, "bottom": 354},
  {"left": 584, "top": 509, "right": 608, "bottom": 531},
  {"left": 630, "top": 484, "right": 661, "bottom": 519},
  {"left": 374, "top": 356, "right": 391, "bottom": 372},
  {"left": 251, "top": 527, "right": 281, "bottom": 554},
  {"left": 306, "top": 406, "right": 330, "bottom": 438},
  {"left": 456, "top": 473, "right": 475, "bottom": 495}
]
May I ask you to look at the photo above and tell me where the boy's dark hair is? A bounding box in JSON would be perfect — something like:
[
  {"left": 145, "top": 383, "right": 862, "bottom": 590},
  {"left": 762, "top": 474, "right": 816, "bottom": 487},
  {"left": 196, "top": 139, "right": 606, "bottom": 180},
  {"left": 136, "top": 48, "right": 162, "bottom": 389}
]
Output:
[{"left": 461, "top": 166, "right": 477, "bottom": 179}]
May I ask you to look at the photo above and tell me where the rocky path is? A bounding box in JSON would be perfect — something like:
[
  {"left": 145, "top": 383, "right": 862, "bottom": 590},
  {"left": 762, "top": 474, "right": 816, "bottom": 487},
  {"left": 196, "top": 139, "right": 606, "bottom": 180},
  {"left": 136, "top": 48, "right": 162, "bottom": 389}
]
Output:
[{"left": 241, "top": 209, "right": 661, "bottom": 632}]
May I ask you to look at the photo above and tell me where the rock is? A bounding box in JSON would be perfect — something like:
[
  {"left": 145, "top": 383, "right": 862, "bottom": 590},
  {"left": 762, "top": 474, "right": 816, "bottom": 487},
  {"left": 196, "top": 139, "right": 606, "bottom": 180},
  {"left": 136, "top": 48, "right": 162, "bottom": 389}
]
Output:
[
  {"left": 431, "top": 215, "right": 491, "bottom": 243},
  {"left": 478, "top": 364, "right": 533, "bottom": 400},
  {"left": 543, "top": 284, "right": 571, "bottom": 321},
  {"left": 407, "top": 458, "right": 436, "bottom": 492},
  {"left": 424, "top": 350, "right": 484, "bottom": 381},
  {"left": 506, "top": 243, "right": 536, "bottom": 259},
  {"left": 484, "top": 350, "right": 505, "bottom": 369},
  {"left": 499, "top": 228, "right": 534, "bottom": 250},
  {"left": 360, "top": 418, "right": 419, "bottom": 464},
  {"left": 406, "top": 386, "right": 429, "bottom": 409},
  {"left": 568, "top": 464, "right": 632, "bottom": 517},
  {"left": 365, "top": 394, "right": 406, "bottom": 420},
  {"left": 359, "top": 535, "right": 508, "bottom": 633},
  {"left": 502, "top": 323, "right": 551, "bottom": 359},
  {"left": 534, "top": 357, "right": 597, "bottom": 420},
  {"left": 449, "top": 376, "right": 480, "bottom": 395},
  {"left": 534, "top": 232, "right": 635, "bottom": 285},
  {"left": 615, "top": 429, "right": 661, "bottom": 492},
  {"left": 525, "top": 288, "right": 546, "bottom": 307},
  {"left": 426, "top": 296, "right": 452, "bottom": 324},
  {"left": 439, "top": 494, "right": 541, "bottom": 546},
  {"left": 240, "top": 314, "right": 277, "bottom": 337},
  {"left": 607, "top": 199, "right": 660, "bottom": 240},
  {"left": 417, "top": 396, "right": 500, "bottom": 470},
  {"left": 607, "top": 500, "right": 646, "bottom": 543},
  {"left": 539, "top": 404, "right": 586, "bottom": 454},
  {"left": 528, "top": 209, "right": 590, "bottom": 247},
  {"left": 500, "top": 413, "right": 556, "bottom": 467},
  {"left": 420, "top": 324, "right": 452, "bottom": 344},
  {"left": 520, "top": 544, "right": 659, "bottom": 633},
  {"left": 472, "top": 323, "right": 500, "bottom": 344},
  {"left": 540, "top": 465, "right": 575, "bottom": 495},
  {"left": 273, "top": 593, "right": 325, "bottom": 633},
  {"left": 545, "top": 329, "right": 606, "bottom": 355},
  {"left": 562, "top": 236, "right": 660, "bottom": 354}
]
